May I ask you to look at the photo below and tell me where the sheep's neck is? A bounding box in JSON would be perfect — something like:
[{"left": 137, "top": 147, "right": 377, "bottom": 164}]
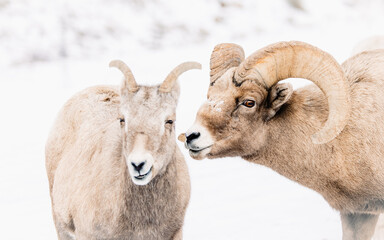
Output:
[
  {"left": 122, "top": 152, "right": 180, "bottom": 220},
  {"left": 244, "top": 92, "right": 345, "bottom": 196}
]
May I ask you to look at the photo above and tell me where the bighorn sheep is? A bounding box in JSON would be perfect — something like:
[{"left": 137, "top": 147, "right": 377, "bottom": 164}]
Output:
[
  {"left": 45, "top": 60, "right": 201, "bottom": 239},
  {"left": 181, "top": 41, "right": 384, "bottom": 239}
]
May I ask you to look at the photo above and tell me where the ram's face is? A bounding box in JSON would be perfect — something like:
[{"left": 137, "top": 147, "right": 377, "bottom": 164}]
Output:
[
  {"left": 183, "top": 41, "right": 349, "bottom": 160},
  {"left": 185, "top": 68, "right": 269, "bottom": 160},
  {"left": 120, "top": 85, "right": 179, "bottom": 185}
]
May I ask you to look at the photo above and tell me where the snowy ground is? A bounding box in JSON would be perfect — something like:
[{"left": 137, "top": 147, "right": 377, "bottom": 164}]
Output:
[{"left": 1, "top": 0, "right": 384, "bottom": 239}]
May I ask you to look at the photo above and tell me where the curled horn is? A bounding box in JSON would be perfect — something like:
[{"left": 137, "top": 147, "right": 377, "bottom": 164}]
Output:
[
  {"left": 210, "top": 43, "right": 245, "bottom": 85},
  {"left": 235, "top": 41, "right": 351, "bottom": 144},
  {"left": 159, "top": 62, "right": 202, "bottom": 92},
  {"left": 109, "top": 60, "right": 139, "bottom": 92}
]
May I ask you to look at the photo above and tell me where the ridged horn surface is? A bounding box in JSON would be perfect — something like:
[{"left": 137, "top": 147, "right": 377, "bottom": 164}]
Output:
[
  {"left": 235, "top": 41, "right": 351, "bottom": 144},
  {"left": 210, "top": 43, "right": 245, "bottom": 85}
]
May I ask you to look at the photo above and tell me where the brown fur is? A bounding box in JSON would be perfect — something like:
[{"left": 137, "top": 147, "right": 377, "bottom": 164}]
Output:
[
  {"left": 188, "top": 49, "right": 384, "bottom": 239},
  {"left": 46, "top": 83, "right": 190, "bottom": 239}
]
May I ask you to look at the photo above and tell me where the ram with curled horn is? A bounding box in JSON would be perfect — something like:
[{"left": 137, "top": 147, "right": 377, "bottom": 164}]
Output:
[
  {"left": 181, "top": 41, "right": 384, "bottom": 239},
  {"left": 45, "top": 59, "right": 201, "bottom": 239}
]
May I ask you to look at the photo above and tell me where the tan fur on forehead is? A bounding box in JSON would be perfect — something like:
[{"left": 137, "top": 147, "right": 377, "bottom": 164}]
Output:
[
  {"left": 120, "top": 83, "right": 179, "bottom": 118},
  {"left": 235, "top": 80, "right": 268, "bottom": 102},
  {"left": 208, "top": 71, "right": 267, "bottom": 105}
]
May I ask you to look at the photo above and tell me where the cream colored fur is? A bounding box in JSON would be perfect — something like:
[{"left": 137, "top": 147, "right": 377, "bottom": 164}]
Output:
[
  {"left": 46, "top": 79, "right": 190, "bottom": 239},
  {"left": 186, "top": 48, "right": 384, "bottom": 239}
]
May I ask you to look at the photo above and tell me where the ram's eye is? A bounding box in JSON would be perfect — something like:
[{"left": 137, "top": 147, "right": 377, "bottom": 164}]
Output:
[
  {"left": 243, "top": 100, "right": 256, "bottom": 108},
  {"left": 165, "top": 120, "right": 174, "bottom": 125}
]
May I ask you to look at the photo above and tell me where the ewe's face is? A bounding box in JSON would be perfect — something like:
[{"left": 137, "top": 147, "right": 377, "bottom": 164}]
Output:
[
  {"left": 120, "top": 85, "right": 179, "bottom": 185},
  {"left": 185, "top": 68, "right": 269, "bottom": 159}
]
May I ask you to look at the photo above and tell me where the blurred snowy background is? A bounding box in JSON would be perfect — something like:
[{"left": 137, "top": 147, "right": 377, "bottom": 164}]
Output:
[{"left": 1, "top": 0, "right": 384, "bottom": 239}]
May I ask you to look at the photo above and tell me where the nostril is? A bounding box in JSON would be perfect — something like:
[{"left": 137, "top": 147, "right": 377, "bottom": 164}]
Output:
[
  {"left": 137, "top": 162, "right": 145, "bottom": 169},
  {"left": 186, "top": 132, "right": 200, "bottom": 144},
  {"left": 131, "top": 162, "right": 146, "bottom": 172}
]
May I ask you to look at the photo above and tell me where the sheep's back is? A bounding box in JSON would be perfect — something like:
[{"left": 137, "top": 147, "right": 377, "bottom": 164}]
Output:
[{"left": 45, "top": 85, "right": 120, "bottom": 193}]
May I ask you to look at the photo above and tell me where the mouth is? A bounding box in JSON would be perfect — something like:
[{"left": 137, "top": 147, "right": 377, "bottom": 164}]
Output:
[
  {"left": 189, "top": 145, "right": 211, "bottom": 153},
  {"left": 188, "top": 145, "right": 212, "bottom": 159},
  {"left": 134, "top": 167, "right": 152, "bottom": 180}
]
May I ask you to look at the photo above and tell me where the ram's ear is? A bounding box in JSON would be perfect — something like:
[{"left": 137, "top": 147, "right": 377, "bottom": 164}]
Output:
[{"left": 264, "top": 83, "right": 293, "bottom": 121}]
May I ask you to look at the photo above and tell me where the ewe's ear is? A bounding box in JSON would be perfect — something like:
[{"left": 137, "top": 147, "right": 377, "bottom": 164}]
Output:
[{"left": 265, "top": 83, "right": 293, "bottom": 121}]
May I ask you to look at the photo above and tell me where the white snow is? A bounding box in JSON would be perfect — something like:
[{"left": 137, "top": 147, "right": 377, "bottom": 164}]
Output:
[{"left": 1, "top": 0, "right": 384, "bottom": 239}]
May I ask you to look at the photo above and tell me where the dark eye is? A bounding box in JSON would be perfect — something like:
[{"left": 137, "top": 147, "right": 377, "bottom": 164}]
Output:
[
  {"left": 165, "top": 120, "right": 174, "bottom": 125},
  {"left": 119, "top": 118, "right": 125, "bottom": 126},
  {"left": 243, "top": 100, "right": 256, "bottom": 108}
]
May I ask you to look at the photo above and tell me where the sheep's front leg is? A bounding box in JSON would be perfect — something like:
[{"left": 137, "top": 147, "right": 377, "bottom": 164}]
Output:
[
  {"left": 341, "top": 212, "right": 379, "bottom": 240},
  {"left": 55, "top": 223, "right": 75, "bottom": 240},
  {"left": 57, "top": 231, "right": 76, "bottom": 240},
  {"left": 172, "top": 228, "right": 183, "bottom": 240},
  {"left": 53, "top": 215, "right": 76, "bottom": 240}
]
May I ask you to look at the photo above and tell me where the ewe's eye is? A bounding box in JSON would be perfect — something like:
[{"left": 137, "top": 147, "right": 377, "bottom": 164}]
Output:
[
  {"left": 243, "top": 100, "right": 256, "bottom": 108},
  {"left": 119, "top": 118, "right": 125, "bottom": 126},
  {"left": 165, "top": 120, "right": 174, "bottom": 125}
]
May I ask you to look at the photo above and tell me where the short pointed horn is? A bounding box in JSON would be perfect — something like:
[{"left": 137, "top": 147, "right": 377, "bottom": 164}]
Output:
[
  {"left": 210, "top": 43, "right": 245, "bottom": 85},
  {"left": 109, "top": 60, "right": 139, "bottom": 92},
  {"left": 159, "top": 62, "right": 202, "bottom": 92},
  {"left": 235, "top": 41, "right": 351, "bottom": 144}
]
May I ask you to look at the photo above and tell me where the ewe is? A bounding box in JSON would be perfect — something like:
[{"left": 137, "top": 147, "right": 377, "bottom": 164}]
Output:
[
  {"left": 45, "top": 60, "right": 200, "bottom": 240},
  {"left": 181, "top": 41, "right": 384, "bottom": 240}
]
